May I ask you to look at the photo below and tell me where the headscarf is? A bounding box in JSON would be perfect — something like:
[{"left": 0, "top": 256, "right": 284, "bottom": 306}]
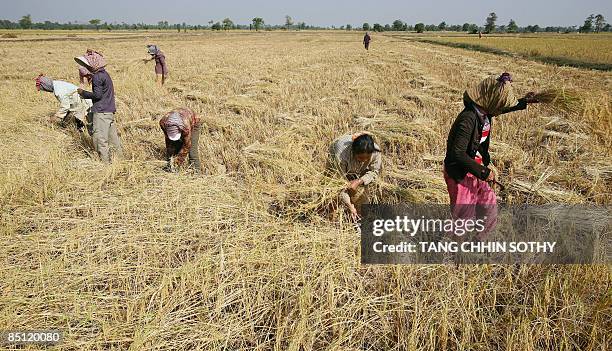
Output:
[
  {"left": 75, "top": 49, "right": 107, "bottom": 72},
  {"left": 465, "top": 72, "right": 518, "bottom": 116},
  {"left": 165, "top": 112, "right": 184, "bottom": 141},
  {"left": 146, "top": 44, "right": 160, "bottom": 56},
  {"left": 35, "top": 74, "right": 54, "bottom": 92}
]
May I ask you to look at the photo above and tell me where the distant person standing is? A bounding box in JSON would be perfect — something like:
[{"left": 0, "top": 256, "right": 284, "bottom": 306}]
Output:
[
  {"left": 159, "top": 108, "right": 202, "bottom": 173},
  {"left": 363, "top": 32, "right": 371, "bottom": 50},
  {"left": 144, "top": 44, "right": 168, "bottom": 86},
  {"left": 75, "top": 50, "right": 123, "bottom": 163}
]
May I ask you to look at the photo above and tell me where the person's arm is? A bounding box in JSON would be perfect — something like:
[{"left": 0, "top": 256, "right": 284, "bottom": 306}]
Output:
[
  {"left": 498, "top": 98, "right": 528, "bottom": 115},
  {"left": 174, "top": 127, "right": 192, "bottom": 165},
  {"left": 80, "top": 74, "right": 103, "bottom": 101},
  {"left": 160, "top": 119, "right": 177, "bottom": 160},
  {"left": 449, "top": 113, "right": 490, "bottom": 180},
  {"left": 360, "top": 152, "right": 382, "bottom": 185},
  {"left": 54, "top": 94, "right": 71, "bottom": 119}
]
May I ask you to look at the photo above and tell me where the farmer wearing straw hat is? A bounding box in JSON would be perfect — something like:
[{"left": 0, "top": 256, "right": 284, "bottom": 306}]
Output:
[
  {"left": 444, "top": 72, "right": 538, "bottom": 239},
  {"left": 328, "top": 132, "right": 382, "bottom": 220},
  {"left": 159, "top": 108, "right": 202, "bottom": 173},
  {"left": 35, "top": 74, "right": 93, "bottom": 132},
  {"left": 143, "top": 44, "right": 168, "bottom": 86},
  {"left": 75, "top": 50, "right": 123, "bottom": 163}
]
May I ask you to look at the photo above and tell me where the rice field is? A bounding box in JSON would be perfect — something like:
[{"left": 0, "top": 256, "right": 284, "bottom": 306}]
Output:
[
  {"left": 0, "top": 30, "right": 611, "bottom": 350},
  {"left": 394, "top": 33, "right": 612, "bottom": 70}
]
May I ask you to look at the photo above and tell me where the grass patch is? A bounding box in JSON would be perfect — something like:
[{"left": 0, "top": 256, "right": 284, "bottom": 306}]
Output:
[{"left": 400, "top": 37, "right": 612, "bottom": 71}]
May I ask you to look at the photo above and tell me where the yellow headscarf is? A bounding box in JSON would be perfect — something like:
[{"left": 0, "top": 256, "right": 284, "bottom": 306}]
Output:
[{"left": 465, "top": 73, "right": 517, "bottom": 116}]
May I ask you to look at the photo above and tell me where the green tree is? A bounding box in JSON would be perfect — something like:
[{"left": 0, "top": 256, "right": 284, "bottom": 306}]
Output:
[
  {"left": 372, "top": 23, "right": 383, "bottom": 32},
  {"left": 362, "top": 23, "right": 370, "bottom": 31},
  {"left": 580, "top": 14, "right": 594, "bottom": 33},
  {"left": 182, "top": 22, "right": 187, "bottom": 32},
  {"left": 252, "top": 17, "right": 264, "bottom": 31},
  {"left": 415, "top": 23, "right": 425, "bottom": 33},
  {"left": 285, "top": 15, "right": 293, "bottom": 30},
  {"left": 211, "top": 22, "right": 221, "bottom": 31},
  {"left": 19, "top": 14, "right": 32, "bottom": 29},
  {"left": 222, "top": 18, "right": 234, "bottom": 30},
  {"left": 462, "top": 23, "right": 470, "bottom": 32},
  {"left": 594, "top": 14, "right": 606, "bottom": 32},
  {"left": 346, "top": 24, "right": 352, "bottom": 31},
  {"left": 526, "top": 24, "right": 540, "bottom": 33},
  {"left": 89, "top": 19, "right": 101, "bottom": 31},
  {"left": 468, "top": 24, "right": 479, "bottom": 34},
  {"left": 484, "top": 12, "right": 497, "bottom": 33},
  {"left": 507, "top": 19, "right": 518, "bottom": 33},
  {"left": 438, "top": 21, "right": 447, "bottom": 31},
  {"left": 392, "top": 19, "right": 404, "bottom": 31}
]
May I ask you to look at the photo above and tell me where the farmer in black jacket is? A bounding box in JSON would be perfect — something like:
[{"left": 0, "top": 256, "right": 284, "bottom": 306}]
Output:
[
  {"left": 363, "top": 32, "right": 371, "bottom": 50},
  {"left": 443, "top": 72, "right": 537, "bottom": 239}
]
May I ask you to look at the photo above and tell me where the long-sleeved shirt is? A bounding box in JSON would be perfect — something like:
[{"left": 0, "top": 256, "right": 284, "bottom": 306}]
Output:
[
  {"left": 329, "top": 134, "right": 382, "bottom": 185},
  {"left": 80, "top": 68, "right": 116, "bottom": 113},
  {"left": 52, "top": 80, "right": 92, "bottom": 120},
  {"left": 159, "top": 108, "right": 200, "bottom": 165}
]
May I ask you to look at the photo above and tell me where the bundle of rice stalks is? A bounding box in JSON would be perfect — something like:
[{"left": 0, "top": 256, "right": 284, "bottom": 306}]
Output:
[
  {"left": 533, "top": 88, "right": 582, "bottom": 113},
  {"left": 225, "top": 95, "right": 264, "bottom": 115}
]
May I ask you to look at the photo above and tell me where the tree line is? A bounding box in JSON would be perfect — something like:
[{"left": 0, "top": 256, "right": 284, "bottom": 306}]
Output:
[
  {"left": 362, "top": 14, "right": 609, "bottom": 33},
  {"left": 2, "top": 13, "right": 609, "bottom": 33},
  {"left": 1, "top": 15, "right": 315, "bottom": 31}
]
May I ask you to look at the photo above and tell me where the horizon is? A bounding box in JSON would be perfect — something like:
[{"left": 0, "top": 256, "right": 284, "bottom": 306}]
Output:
[{"left": 2, "top": 0, "right": 611, "bottom": 28}]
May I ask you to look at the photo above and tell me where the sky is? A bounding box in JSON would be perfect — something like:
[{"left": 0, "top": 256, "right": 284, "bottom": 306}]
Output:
[{"left": 1, "top": 0, "right": 610, "bottom": 27}]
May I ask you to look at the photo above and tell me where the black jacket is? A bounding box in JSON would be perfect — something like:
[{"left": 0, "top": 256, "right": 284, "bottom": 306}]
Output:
[{"left": 444, "top": 93, "right": 527, "bottom": 181}]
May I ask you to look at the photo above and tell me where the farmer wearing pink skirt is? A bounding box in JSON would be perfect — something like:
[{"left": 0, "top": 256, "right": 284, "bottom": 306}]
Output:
[
  {"left": 144, "top": 44, "right": 168, "bottom": 86},
  {"left": 443, "top": 73, "right": 538, "bottom": 240}
]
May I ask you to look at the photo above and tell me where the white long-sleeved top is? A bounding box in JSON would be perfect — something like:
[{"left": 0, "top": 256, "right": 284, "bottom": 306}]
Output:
[{"left": 52, "top": 80, "right": 92, "bottom": 120}]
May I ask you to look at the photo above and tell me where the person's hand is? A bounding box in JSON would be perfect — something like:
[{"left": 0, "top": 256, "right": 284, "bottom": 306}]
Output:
[
  {"left": 347, "top": 179, "right": 363, "bottom": 192},
  {"left": 348, "top": 204, "right": 360, "bottom": 221},
  {"left": 524, "top": 91, "right": 539, "bottom": 103},
  {"left": 77, "top": 88, "right": 84, "bottom": 95},
  {"left": 485, "top": 168, "right": 496, "bottom": 182}
]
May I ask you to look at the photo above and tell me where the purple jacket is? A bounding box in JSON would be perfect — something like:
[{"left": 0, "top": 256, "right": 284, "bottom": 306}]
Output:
[{"left": 81, "top": 68, "right": 116, "bottom": 113}]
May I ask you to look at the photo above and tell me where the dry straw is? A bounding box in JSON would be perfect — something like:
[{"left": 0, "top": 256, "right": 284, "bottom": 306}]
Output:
[{"left": 0, "top": 31, "right": 610, "bottom": 350}]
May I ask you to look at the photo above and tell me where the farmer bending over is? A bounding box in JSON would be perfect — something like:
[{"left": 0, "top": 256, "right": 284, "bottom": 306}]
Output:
[
  {"left": 75, "top": 50, "right": 123, "bottom": 163},
  {"left": 444, "top": 72, "right": 538, "bottom": 239},
  {"left": 159, "top": 108, "right": 202, "bottom": 173},
  {"left": 328, "top": 132, "right": 382, "bottom": 220},
  {"left": 144, "top": 44, "right": 168, "bottom": 87},
  {"left": 35, "top": 74, "right": 92, "bottom": 132}
]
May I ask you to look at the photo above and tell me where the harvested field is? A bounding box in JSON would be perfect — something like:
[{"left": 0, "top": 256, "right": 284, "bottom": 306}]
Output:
[{"left": 1, "top": 31, "right": 611, "bottom": 350}]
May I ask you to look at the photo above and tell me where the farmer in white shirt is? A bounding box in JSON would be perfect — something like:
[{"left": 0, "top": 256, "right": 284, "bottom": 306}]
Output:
[{"left": 36, "top": 74, "right": 93, "bottom": 133}]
